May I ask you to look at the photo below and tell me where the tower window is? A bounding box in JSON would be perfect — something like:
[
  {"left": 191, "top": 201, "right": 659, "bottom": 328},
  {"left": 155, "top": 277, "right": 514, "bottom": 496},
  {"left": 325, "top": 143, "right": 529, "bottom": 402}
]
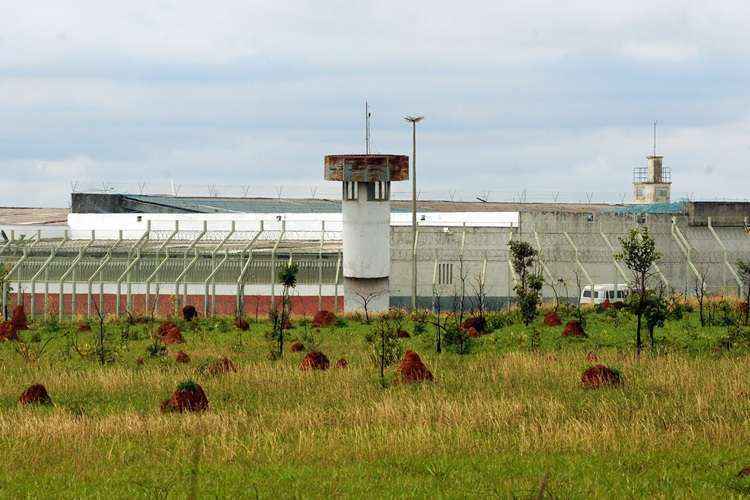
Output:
[
  {"left": 366, "top": 181, "right": 390, "bottom": 201},
  {"left": 343, "top": 181, "right": 357, "bottom": 201}
]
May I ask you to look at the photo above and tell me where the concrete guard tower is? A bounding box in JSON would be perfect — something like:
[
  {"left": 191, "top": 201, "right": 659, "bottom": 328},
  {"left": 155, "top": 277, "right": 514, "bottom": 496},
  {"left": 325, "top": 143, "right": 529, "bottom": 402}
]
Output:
[
  {"left": 324, "top": 154, "right": 409, "bottom": 313},
  {"left": 633, "top": 155, "right": 672, "bottom": 204}
]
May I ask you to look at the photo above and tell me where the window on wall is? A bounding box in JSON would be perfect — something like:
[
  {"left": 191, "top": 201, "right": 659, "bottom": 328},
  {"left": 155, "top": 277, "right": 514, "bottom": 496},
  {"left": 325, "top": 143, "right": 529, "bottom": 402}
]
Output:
[
  {"left": 438, "top": 262, "right": 453, "bottom": 285},
  {"left": 343, "top": 181, "right": 357, "bottom": 201},
  {"left": 366, "top": 181, "right": 389, "bottom": 201}
]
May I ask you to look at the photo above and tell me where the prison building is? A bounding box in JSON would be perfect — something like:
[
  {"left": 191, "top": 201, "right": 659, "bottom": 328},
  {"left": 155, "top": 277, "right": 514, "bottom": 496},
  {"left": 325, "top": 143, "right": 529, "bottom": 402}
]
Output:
[{"left": 1, "top": 192, "right": 749, "bottom": 320}]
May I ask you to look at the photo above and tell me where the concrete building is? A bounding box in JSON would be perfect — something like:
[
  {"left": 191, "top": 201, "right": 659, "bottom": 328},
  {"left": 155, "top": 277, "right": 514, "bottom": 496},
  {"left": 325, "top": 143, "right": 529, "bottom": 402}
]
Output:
[{"left": 1, "top": 194, "right": 749, "bottom": 320}]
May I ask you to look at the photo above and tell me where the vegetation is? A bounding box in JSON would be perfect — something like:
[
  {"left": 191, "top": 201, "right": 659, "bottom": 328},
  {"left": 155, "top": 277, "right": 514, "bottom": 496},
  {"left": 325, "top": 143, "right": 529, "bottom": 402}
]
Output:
[
  {"left": 0, "top": 299, "right": 748, "bottom": 496},
  {"left": 616, "top": 227, "right": 661, "bottom": 357}
]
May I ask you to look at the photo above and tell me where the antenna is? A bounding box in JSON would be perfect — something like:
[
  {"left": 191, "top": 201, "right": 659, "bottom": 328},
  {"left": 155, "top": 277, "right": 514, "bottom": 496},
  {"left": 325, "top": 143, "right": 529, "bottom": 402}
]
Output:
[
  {"left": 365, "top": 101, "right": 371, "bottom": 154},
  {"left": 653, "top": 120, "right": 658, "bottom": 156}
]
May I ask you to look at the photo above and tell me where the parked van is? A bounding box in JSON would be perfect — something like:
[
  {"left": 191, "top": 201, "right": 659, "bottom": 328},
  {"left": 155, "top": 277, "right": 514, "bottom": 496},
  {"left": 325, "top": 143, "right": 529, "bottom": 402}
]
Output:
[{"left": 580, "top": 284, "right": 629, "bottom": 305}]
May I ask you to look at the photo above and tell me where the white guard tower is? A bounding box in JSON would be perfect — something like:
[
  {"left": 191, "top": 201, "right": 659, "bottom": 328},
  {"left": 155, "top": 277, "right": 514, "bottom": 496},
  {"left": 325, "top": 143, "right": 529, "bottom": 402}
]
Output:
[{"left": 324, "top": 154, "right": 409, "bottom": 313}]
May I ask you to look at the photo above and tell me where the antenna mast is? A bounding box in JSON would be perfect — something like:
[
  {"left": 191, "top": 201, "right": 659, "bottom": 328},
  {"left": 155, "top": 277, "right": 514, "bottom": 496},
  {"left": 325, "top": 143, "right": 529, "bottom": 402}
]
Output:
[
  {"left": 365, "top": 101, "right": 371, "bottom": 154},
  {"left": 653, "top": 120, "right": 657, "bottom": 156}
]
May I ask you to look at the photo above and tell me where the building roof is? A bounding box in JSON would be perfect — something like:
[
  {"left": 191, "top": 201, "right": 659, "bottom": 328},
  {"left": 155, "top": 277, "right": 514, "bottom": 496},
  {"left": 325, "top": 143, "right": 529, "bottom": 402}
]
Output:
[{"left": 0, "top": 207, "right": 69, "bottom": 226}]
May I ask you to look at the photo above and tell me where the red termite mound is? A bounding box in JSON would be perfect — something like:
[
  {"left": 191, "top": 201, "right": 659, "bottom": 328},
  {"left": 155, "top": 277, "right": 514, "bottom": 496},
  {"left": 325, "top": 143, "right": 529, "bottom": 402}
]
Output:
[
  {"left": 581, "top": 365, "right": 622, "bottom": 389},
  {"left": 543, "top": 312, "right": 562, "bottom": 326},
  {"left": 11, "top": 305, "right": 28, "bottom": 331},
  {"left": 601, "top": 299, "right": 611, "bottom": 310},
  {"left": 312, "top": 310, "right": 336, "bottom": 328},
  {"left": 397, "top": 329, "right": 411, "bottom": 338},
  {"left": 466, "top": 327, "right": 480, "bottom": 338},
  {"left": 77, "top": 322, "right": 91, "bottom": 332},
  {"left": 204, "top": 357, "right": 237, "bottom": 375},
  {"left": 234, "top": 318, "right": 250, "bottom": 331},
  {"left": 335, "top": 358, "right": 349, "bottom": 368},
  {"left": 461, "top": 316, "right": 486, "bottom": 334},
  {"left": 175, "top": 351, "right": 190, "bottom": 364},
  {"left": 300, "top": 351, "right": 330, "bottom": 370},
  {"left": 0, "top": 322, "right": 18, "bottom": 341},
  {"left": 586, "top": 351, "right": 599, "bottom": 363},
  {"left": 397, "top": 351, "right": 433, "bottom": 384},
  {"left": 182, "top": 305, "right": 198, "bottom": 322},
  {"left": 289, "top": 341, "right": 305, "bottom": 352},
  {"left": 562, "top": 320, "right": 587, "bottom": 338},
  {"left": 157, "top": 322, "right": 184, "bottom": 344},
  {"left": 19, "top": 384, "right": 52, "bottom": 406},
  {"left": 160, "top": 384, "right": 209, "bottom": 413},
  {"left": 738, "top": 467, "right": 750, "bottom": 478}
]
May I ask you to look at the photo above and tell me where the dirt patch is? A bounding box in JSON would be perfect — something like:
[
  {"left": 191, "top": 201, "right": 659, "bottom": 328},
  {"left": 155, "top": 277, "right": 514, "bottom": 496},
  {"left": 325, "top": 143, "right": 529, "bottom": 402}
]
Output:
[
  {"left": 335, "top": 358, "right": 348, "bottom": 368},
  {"left": 182, "top": 305, "right": 198, "bottom": 322},
  {"left": 581, "top": 365, "right": 622, "bottom": 389},
  {"left": 77, "top": 322, "right": 91, "bottom": 332},
  {"left": 467, "top": 327, "right": 480, "bottom": 338},
  {"left": 562, "top": 320, "right": 587, "bottom": 338},
  {"left": 738, "top": 467, "right": 750, "bottom": 478},
  {"left": 157, "top": 322, "right": 184, "bottom": 345},
  {"left": 160, "top": 382, "right": 208, "bottom": 413},
  {"left": 461, "top": 316, "right": 486, "bottom": 334},
  {"left": 136, "top": 357, "right": 145, "bottom": 366},
  {"left": 19, "top": 384, "right": 52, "bottom": 406},
  {"left": 397, "top": 351, "right": 434, "bottom": 384},
  {"left": 586, "top": 351, "right": 599, "bottom": 362},
  {"left": 543, "top": 312, "right": 562, "bottom": 326},
  {"left": 300, "top": 351, "right": 330, "bottom": 370},
  {"left": 289, "top": 341, "right": 305, "bottom": 352},
  {"left": 175, "top": 351, "right": 190, "bottom": 364},
  {"left": 312, "top": 310, "right": 336, "bottom": 328},
  {"left": 0, "top": 322, "right": 18, "bottom": 341},
  {"left": 234, "top": 318, "right": 250, "bottom": 331},
  {"left": 397, "top": 329, "right": 410, "bottom": 338},
  {"left": 202, "top": 357, "right": 237, "bottom": 375},
  {"left": 11, "top": 305, "right": 28, "bottom": 331}
]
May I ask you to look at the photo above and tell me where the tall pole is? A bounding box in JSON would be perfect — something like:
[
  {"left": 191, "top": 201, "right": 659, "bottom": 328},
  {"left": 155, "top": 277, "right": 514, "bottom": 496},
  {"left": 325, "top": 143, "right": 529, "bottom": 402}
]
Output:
[{"left": 404, "top": 115, "right": 424, "bottom": 310}]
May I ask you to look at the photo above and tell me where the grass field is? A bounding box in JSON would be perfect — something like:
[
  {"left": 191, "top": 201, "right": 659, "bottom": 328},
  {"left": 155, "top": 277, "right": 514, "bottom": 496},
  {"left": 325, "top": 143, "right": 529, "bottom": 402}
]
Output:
[{"left": 1, "top": 305, "right": 750, "bottom": 498}]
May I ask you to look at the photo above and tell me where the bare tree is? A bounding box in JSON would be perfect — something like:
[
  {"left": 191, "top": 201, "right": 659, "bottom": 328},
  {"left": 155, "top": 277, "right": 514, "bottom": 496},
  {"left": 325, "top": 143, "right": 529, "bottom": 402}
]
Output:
[
  {"left": 354, "top": 289, "right": 386, "bottom": 324},
  {"left": 693, "top": 266, "right": 710, "bottom": 328}
]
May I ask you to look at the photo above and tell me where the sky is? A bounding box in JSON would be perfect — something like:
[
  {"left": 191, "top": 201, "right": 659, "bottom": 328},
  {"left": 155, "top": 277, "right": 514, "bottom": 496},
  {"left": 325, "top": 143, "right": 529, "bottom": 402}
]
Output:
[{"left": 1, "top": 0, "right": 749, "bottom": 207}]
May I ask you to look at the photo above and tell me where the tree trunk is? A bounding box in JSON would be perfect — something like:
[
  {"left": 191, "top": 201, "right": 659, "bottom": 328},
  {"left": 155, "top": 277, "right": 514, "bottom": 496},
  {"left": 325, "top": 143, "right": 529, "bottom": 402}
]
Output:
[
  {"left": 636, "top": 312, "right": 643, "bottom": 358},
  {"left": 648, "top": 324, "right": 655, "bottom": 351}
]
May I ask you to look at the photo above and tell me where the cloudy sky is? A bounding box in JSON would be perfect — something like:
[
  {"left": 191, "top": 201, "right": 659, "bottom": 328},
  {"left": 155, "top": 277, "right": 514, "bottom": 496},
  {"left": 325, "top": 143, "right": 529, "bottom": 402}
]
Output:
[{"left": 2, "top": 1, "right": 749, "bottom": 207}]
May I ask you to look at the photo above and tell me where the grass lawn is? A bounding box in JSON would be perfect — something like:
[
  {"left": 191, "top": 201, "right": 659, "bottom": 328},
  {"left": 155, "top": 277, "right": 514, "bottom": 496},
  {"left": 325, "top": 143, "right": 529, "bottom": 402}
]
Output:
[{"left": 0, "top": 306, "right": 749, "bottom": 498}]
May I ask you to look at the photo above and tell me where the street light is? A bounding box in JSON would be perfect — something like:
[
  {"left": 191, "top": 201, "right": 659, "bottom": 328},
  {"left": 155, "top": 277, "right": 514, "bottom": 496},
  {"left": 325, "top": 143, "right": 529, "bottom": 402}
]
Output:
[{"left": 404, "top": 115, "right": 424, "bottom": 311}]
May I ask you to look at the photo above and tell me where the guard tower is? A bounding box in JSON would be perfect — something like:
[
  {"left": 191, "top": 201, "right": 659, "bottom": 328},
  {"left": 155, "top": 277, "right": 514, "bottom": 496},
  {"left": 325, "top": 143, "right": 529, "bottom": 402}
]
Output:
[
  {"left": 633, "top": 155, "right": 672, "bottom": 204},
  {"left": 324, "top": 154, "right": 409, "bottom": 312}
]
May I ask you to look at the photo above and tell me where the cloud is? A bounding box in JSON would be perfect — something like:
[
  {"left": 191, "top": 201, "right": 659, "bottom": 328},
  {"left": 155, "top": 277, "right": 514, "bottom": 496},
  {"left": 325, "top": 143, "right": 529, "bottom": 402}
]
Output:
[{"left": 0, "top": 0, "right": 749, "bottom": 206}]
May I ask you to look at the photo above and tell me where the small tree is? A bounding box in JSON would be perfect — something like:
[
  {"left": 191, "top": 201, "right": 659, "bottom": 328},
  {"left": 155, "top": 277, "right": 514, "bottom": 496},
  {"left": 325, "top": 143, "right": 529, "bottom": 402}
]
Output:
[
  {"left": 615, "top": 227, "right": 661, "bottom": 357},
  {"left": 354, "top": 289, "right": 386, "bottom": 324},
  {"left": 272, "top": 263, "right": 298, "bottom": 358},
  {"left": 508, "top": 240, "right": 543, "bottom": 326},
  {"left": 693, "top": 266, "right": 710, "bottom": 328},
  {"left": 365, "top": 310, "right": 404, "bottom": 387},
  {"left": 738, "top": 260, "right": 750, "bottom": 326},
  {"left": 643, "top": 290, "right": 668, "bottom": 351}
]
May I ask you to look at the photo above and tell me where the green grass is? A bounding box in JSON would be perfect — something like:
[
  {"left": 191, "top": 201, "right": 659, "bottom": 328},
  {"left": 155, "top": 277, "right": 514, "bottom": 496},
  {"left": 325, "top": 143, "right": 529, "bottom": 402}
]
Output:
[{"left": 0, "top": 307, "right": 749, "bottom": 498}]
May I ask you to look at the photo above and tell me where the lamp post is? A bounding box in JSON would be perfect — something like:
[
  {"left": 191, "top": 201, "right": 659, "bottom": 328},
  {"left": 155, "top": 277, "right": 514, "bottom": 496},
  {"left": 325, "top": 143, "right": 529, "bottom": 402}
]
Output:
[{"left": 404, "top": 115, "right": 423, "bottom": 310}]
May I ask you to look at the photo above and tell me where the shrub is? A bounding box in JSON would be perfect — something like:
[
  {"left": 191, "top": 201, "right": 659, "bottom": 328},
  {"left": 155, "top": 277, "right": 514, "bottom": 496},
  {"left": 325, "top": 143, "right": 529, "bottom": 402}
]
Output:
[{"left": 182, "top": 305, "right": 198, "bottom": 322}]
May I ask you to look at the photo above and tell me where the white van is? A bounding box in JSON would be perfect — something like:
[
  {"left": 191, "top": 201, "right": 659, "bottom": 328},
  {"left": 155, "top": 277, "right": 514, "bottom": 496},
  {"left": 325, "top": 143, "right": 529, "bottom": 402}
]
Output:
[{"left": 580, "top": 284, "right": 629, "bottom": 305}]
